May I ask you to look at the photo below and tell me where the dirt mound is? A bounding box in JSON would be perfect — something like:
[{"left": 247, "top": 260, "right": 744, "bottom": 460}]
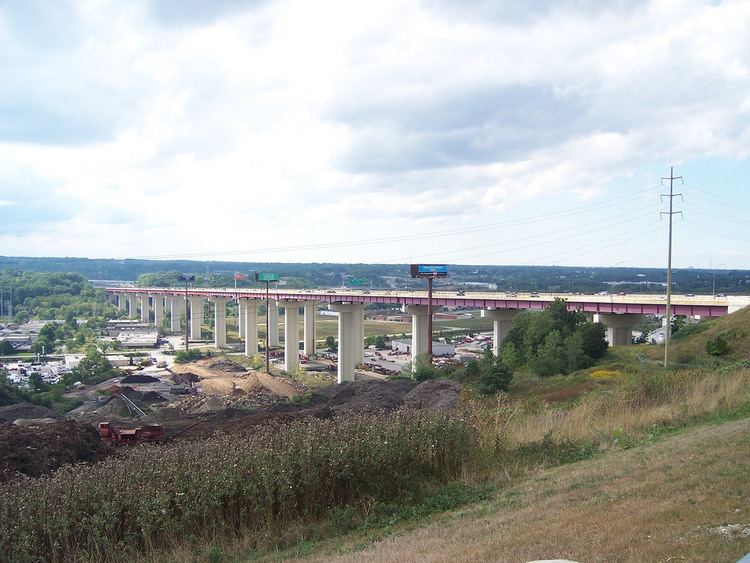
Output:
[
  {"left": 0, "top": 420, "right": 109, "bottom": 482},
  {"left": 206, "top": 359, "right": 247, "bottom": 373},
  {"left": 314, "top": 379, "right": 416, "bottom": 413},
  {"left": 121, "top": 374, "right": 160, "bottom": 384},
  {"left": 0, "top": 402, "right": 63, "bottom": 422},
  {"left": 172, "top": 372, "right": 200, "bottom": 385},
  {"left": 403, "top": 379, "right": 462, "bottom": 411},
  {"left": 141, "top": 391, "right": 167, "bottom": 404},
  {"left": 176, "top": 386, "right": 287, "bottom": 413},
  {"left": 95, "top": 397, "right": 132, "bottom": 418}
]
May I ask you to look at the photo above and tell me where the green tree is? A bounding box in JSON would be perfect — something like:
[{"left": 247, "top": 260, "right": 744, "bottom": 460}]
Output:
[
  {"left": 412, "top": 354, "right": 436, "bottom": 382},
  {"left": 71, "top": 349, "right": 115, "bottom": 384},
  {"left": 500, "top": 341, "right": 520, "bottom": 370},
  {"left": 530, "top": 330, "right": 565, "bottom": 377},
  {"left": 577, "top": 322, "right": 608, "bottom": 360},
  {"left": 477, "top": 348, "right": 513, "bottom": 395},
  {"left": 325, "top": 336, "right": 338, "bottom": 352},
  {"left": 28, "top": 373, "right": 49, "bottom": 392}
]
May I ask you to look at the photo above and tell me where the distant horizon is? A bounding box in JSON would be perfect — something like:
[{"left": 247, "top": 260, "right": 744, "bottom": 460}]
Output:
[{"left": 1, "top": 254, "right": 747, "bottom": 273}]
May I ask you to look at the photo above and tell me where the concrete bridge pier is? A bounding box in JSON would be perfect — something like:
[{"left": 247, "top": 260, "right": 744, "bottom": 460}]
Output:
[
  {"left": 212, "top": 297, "right": 229, "bottom": 348},
  {"left": 268, "top": 301, "right": 280, "bottom": 347},
  {"left": 279, "top": 301, "right": 304, "bottom": 372},
  {"left": 404, "top": 304, "right": 429, "bottom": 365},
  {"left": 189, "top": 297, "right": 204, "bottom": 340},
  {"left": 127, "top": 294, "right": 137, "bottom": 319},
  {"left": 238, "top": 300, "right": 245, "bottom": 339},
  {"left": 139, "top": 294, "right": 150, "bottom": 323},
  {"left": 117, "top": 293, "right": 125, "bottom": 311},
  {"left": 482, "top": 309, "right": 521, "bottom": 356},
  {"left": 241, "top": 299, "right": 259, "bottom": 356},
  {"left": 329, "top": 303, "right": 363, "bottom": 383},
  {"left": 303, "top": 302, "right": 316, "bottom": 355},
  {"left": 169, "top": 296, "right": 183, "bottom": 333},
  {"left": 152, "top": 295, "right": 163, "bottom": 328},
  {"left": 596, "top": 313, "right": 644, "bottom": 346}
]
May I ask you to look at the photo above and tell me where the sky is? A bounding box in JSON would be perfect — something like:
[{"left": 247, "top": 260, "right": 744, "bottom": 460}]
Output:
[{"left": 1, "top": 0, "right": 749, "bottom": 269}]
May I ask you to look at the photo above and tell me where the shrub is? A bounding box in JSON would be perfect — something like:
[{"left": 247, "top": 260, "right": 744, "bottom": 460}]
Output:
[
  {"left": 175, "top": 349, "right": 204, "bottom": 363},
  {"left": 590, "top": 369, "right": 622, "bottom": 379},
  {"left": 706, "top": 334, "right": 730, "bottom": 357}
]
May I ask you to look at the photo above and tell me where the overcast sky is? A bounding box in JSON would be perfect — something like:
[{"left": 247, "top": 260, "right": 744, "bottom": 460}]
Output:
[{"left": 1, "top": 0, "right": 749, "bottom": 269}]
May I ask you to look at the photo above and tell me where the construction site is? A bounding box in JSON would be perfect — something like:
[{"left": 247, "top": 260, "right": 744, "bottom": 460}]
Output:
[{"left": 0, "top": 353, "right": 463, "bottom": 482}]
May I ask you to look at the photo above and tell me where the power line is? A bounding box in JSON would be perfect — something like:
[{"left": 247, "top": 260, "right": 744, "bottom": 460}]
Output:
[
  {"left": 380, "top": 204, "right": 655, "bottom": 265},
  {"left": 128, "top": 192, "right": 645, "bottom": 260}
]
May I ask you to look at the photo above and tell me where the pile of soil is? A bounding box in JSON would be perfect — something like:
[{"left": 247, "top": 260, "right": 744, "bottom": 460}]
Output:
[
  {"left": 94, "top": 397, "right": 132, "bottom": 418},
  {"left": 172, "top": 372, "right": 200, "bottom": 385},
  {"left": 175, "top": 387, "right": 287, "bottom": 413},
  {"left": 403, "top": 380, "right": 463, "bottom": 411},
  {"left": 141, "top": 391, "right": 167, "bottom": 404},
  {"left": 313, "top": 379, "right": 417, "bottom": 413},
  {"left": 0, "top": 402, "right": 63, "bottom": 422},
  {"left": 0, "top": 420, "right": 109, "bottom": 482},
  {"left": 206, "top": 359, "right": 247, "bottom": 373},
  {"left": 121, "top": 374, "right": 160, "bottom": 384}
]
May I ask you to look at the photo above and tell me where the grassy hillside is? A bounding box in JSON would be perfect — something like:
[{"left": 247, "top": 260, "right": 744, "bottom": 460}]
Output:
[
  {"left": 4, "top": 306, "right": 750, "bottom": 562},
  {"left": 643, "top": 305, "right": 750, "bottom": 364},
  {"left": 293, "top": 417, "right": 750, "bottom": 563}
]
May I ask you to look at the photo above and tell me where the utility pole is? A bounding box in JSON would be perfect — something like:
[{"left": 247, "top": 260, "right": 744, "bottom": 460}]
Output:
[{"left": 661, "top": 166, "right": 683, "bottom": 368}]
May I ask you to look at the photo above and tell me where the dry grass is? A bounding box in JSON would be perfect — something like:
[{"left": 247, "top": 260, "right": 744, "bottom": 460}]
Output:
[
  {"left": 642, "top": 305, "right": 750, "bottom": 364},
  {"left": 485, "top": 368, "right": 750, "bottom": 448},
  {"left": 296, "top": 416, "right": 750, "bottom": 563}
]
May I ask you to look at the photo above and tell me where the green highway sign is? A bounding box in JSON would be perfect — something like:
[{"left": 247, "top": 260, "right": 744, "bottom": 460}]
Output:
[
  {"left": 255, "top": 272, "right": 280, "bottom": 282},
  {"left": 350, "top": 278, "right": 368, "bottom": 286}
]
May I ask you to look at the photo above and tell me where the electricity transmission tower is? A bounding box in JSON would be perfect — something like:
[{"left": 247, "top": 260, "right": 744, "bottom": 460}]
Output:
[{"left": 661, "top": 166, "right": 683, "bottom": 368}]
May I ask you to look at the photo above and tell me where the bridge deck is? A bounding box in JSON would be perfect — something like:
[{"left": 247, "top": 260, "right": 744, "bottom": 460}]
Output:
[{"left": 107, "top": 288, "right": 747, "bottom": 317}]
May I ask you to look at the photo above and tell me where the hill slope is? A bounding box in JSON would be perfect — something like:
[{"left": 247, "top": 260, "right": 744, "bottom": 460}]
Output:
[
  {"left": 646, "top": 304, "right": 750, "bottom": 363},
  {"left": 297, "top": 417, "right": 750, "bottom": 563}
]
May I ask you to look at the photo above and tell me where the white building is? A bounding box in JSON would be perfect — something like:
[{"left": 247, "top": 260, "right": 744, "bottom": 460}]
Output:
[{"left": 391, "top": 339, "right": 456, "bottom": 356}]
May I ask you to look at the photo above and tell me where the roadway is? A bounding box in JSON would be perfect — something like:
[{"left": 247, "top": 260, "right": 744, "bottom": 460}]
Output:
[{"left": 111, "top": 287, "right": 750, "bottom": 318}]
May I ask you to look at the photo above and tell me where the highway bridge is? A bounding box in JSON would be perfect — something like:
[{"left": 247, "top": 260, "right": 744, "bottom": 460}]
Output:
[{"left": 106, "top": 287, "right": 750, "bottom": 383}]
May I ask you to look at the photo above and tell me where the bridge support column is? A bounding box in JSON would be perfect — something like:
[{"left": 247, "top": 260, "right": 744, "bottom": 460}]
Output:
[
  {"left": 241, "top": 299, "right": 259, "bottom": 357},
  {"left": 212, "top": 298, "right": 229, "bottom": 348},
  {"left": 117, "top": 293, "right": 125, "bottom": 311},
  {"left": 353, "top": 307, "right": 364, "bottom": 366},
  {"left": 404, "top": 305, "right": 429, "bottom": 365},
  {"left": 329, "top": 303, "right": 363, "bottom": 384},
  {"left": 152, "top": 295, "right": 162, "bottom": 328},
  {"left": 189, "top": 297, "right": 204, "bottom": 340},
  {"left": 170, "top": 296, "right": 183, "bottom": 333},
  {"left": 238, "top": 301, "right": 244, "bottom": 339},
  {"left": 127, "top": 294, "right": 137, "bottom": 318},
  {"left": 268, "top": 301, "right": 280, "bottom": 347},
  {"left": 279, "top": 301, "right": 304, "bottom": 372},
  {"left": 139, "top": 294, "right": 150, "bottom": 323},
  {"left": 481, "top": 309, "right": 520, "bottom": 356},
  {"left": 596, "top": 314, "right": 643, "bottom": 346},
  {"left": 303, "top": 302, "right": 316, "bottom": 355}
]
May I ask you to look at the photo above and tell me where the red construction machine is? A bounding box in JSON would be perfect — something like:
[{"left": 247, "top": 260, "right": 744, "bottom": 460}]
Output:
[
  {"left": 98, "top": 422, "right": 164, "bottom": 446},
  {"left": 98, "top": 420, "right": 204, "bottom": 446}
]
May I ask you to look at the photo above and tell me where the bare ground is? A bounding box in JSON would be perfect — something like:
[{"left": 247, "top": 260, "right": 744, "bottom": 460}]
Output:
[{"left": 295, "top": 418, "right": 750, "bottom": 563}]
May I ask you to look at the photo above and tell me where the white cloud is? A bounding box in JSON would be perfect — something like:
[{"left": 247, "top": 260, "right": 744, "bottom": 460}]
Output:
[{"left": 0, "top": 0, "right": 748, "bottom": 267}]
